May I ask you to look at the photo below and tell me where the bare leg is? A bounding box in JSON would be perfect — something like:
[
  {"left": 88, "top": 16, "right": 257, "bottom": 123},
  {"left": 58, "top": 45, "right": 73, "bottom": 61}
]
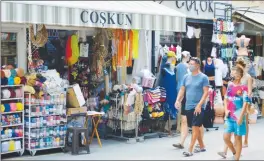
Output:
[
  {"left": 176, "top": 111, "right": 182, "bottom": 133},
  {"left": 197, "top": 126, "right": 205, "bottom": 149},
  {"left": 235, "top": 135, "right": 243, "bottom": 160},
  {"left": 195, "top": 126, "right": 204, "bottom": 147},
  {"left": 180, "top": 116, "right": 188, "bottom": 146},
  {"left": 223, "top": 133, "right": 236, "bottom": 155},
  {"left": 244, "top": 114, "right": 249, "bottom": 147},
  {"left": 188, "top": 126, "right": 202, "bottom": 153},
  {"left": 200, "top": 125, "right": 204, "bottom": 140}
]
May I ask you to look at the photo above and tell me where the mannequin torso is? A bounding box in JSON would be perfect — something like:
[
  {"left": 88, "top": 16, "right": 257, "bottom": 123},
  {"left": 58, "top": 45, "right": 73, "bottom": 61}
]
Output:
[
  {"left": 161, "top": 58, "right": 177, "bottom": 119},
  {"left": 203, "top": 58, "right": 215, "bottom": 87},
  {"left": 236, "top": 35, "right": 250, "bottom": 56}
]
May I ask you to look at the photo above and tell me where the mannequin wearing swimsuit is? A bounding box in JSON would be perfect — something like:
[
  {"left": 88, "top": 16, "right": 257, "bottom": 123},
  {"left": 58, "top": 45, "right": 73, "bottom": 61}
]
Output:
[
  {"left": 203, "top": 56, "right": 215, "bottom": 88},
  {"left": 236, "top": 35, "right": 250, "bottom": 56},
  {"left": 161, "top": 55, "right": 177, "bottom": 120}
]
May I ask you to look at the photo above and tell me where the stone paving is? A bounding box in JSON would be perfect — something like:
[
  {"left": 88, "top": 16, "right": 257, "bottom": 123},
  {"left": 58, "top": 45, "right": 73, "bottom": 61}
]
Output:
[{"left": 5, "top": 118, "right": 264, "bottom": 160}]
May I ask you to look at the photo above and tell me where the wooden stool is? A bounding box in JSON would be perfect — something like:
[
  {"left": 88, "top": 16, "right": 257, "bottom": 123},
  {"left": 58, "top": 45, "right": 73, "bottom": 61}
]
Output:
[{"left": 65, "top": 127, "right": 90, "bottom": 155}]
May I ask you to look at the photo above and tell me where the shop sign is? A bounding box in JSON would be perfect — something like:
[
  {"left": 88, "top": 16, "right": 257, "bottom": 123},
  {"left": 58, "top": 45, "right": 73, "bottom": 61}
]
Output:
[
  {"left": 176, "top": 1, "right": 213, "bottom": 15},
  {"left": 80, "top": 10, "right": 132, "bottom": 27},
  {"left": 156, "top": 0, "right": 215, "bottom": 19}
]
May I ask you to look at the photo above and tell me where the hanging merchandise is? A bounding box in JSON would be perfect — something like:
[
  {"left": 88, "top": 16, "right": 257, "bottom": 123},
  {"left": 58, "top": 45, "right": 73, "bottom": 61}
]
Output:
[
  {"left": 235, "top": 35, "right": 250, "bottom": 57},
  {"left": 194, "top": 28, "right": 201, "bottom": 39},
  {"left": 79, "top": 43, "right": 89, "bottom": 57},
  {"left": 186, "top": 26, "right": 194, "bottom": 39},
  {"left": 132, "top": 30, "right": 139, "bottom": 59},
  {"left": 211, "top": 18, "right": 236, "bottom": 61},
  {"left": 29, "top": 24, "right": 48, "bottom": 48},
  {"left": 68, "top": 35, "right": 80, "bottom": 66}
]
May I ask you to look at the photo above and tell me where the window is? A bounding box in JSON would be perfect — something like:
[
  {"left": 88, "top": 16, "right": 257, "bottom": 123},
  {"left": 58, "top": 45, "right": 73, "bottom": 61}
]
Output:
[{"left": 1, "top": 32, "right": 17, "bottom": 67}]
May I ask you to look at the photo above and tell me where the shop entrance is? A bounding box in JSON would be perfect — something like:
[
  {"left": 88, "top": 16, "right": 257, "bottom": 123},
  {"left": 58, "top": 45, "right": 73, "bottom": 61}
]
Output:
[{"left": 182, "top": 38, "right": 197, "bottom": 57}]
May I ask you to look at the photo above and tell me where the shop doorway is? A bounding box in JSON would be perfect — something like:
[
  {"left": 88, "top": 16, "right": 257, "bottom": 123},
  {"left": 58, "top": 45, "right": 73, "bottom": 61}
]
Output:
[{"left": 182, "top": 38, "right": 197, "bottom": 57}]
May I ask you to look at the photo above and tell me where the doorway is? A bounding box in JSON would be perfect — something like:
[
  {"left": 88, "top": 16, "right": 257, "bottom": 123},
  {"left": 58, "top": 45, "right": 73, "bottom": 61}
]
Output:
[{"left": 182, "top": 38, "right": 197, "bottom": 57}]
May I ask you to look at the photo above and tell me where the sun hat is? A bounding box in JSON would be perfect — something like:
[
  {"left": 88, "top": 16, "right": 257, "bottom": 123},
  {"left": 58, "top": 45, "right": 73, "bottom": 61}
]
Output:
[
  {"left": 1, "top": 70, "right": 5, "bottom": 78},
  {"left": 3, "top": 70, "right": 11, "bottom": 78},
  {"left": 8, "top": 77, "right": 14, "bottom": 85},
  {"left": 14, "top": 77, "right": 21, "bottom": 85},
  {"left": 1, "top": 89, "right": 11, "bottom": 99},
  {"left": 15, "top": 68, "right": 24, "bottom": 77}
]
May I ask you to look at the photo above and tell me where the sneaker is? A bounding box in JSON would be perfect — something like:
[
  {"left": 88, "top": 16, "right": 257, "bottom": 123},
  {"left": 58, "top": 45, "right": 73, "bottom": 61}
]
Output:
[
  {"left": 172, "top": 143, "right": 184, "bottom": 149},
  {"left": 217, "top": 152, "right": 227, "bottom": 159},
  {"left": 183, "top": 151, "right": 193, "bottom": 157}
]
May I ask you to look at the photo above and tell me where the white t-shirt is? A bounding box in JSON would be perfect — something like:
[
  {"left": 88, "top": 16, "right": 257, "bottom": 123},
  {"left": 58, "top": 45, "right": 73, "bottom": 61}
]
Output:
[
  {"left": 80, "top": 43, "right": 89, "bottom": 57},
  {"left": 187, "top": 26, "right": 194, "bottom": 39},
  {"left": 214, "top": 58, "right": 224, "bottom": 86},
  {"left": 176, "top": 45, "right": 182, "bottom": 61}
]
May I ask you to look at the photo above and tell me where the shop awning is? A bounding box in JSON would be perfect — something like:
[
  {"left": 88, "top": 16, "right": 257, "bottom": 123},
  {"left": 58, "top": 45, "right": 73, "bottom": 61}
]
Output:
[
  {"left": 233, "top": 10, "right": 264, "bottom": 29},
  {"left": 1, "top": 1, "right": 186, "bottom": 32}
]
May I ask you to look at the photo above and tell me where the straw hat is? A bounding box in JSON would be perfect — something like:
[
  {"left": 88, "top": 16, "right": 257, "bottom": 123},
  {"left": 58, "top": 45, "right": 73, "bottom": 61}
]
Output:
[
  {"left": 29, "top": 24, "right": 48, "bottom": 48},
  {"left": 15, "top": 68, "right": 24, "bottom": 77}
]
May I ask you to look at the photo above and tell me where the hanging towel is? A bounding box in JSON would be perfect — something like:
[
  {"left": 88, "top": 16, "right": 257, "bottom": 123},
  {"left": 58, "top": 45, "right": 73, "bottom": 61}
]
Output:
[
  {"left": 128, "top": 30, "right": 133, "bottom": 67},
  {"left": 132, "top": 30, "right": 139, "bottom": 59},
  {"left": 65, "top": 36, "right": 72, "bottom": 65},
  {"left": 69, "top": 35, "right": 80, "bottom": 66},
  {"left": 125, "top": 30, "right": 129, "bottom": 61}
]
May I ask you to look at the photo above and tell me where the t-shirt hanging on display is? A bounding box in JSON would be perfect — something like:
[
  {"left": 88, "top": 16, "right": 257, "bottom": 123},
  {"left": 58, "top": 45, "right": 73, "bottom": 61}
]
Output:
[{"left": 79, "top": 43, "right": 89, "bottom": 57}]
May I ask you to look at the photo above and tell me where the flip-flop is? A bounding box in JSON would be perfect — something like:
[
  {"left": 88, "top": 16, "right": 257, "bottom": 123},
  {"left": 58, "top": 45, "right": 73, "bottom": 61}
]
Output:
[
  {"left": 243, "top": 144, "right": 248, "bottom": 148},
  {"left": 183, "top": 151, "right": 193, "bottom": 157},
  {"left": 172, "top": 143, "right": 184, "bottom": 149}
]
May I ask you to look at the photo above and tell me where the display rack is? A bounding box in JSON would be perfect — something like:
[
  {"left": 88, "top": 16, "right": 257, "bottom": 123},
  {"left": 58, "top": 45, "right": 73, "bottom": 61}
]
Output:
[
  {"left": 24, "top": 92, "right": 67, "bottom": 156},
  {"left": 106, "top": 92, "right": 141, "bottom": 143},
  {"left": 1, "top": 85, "right": 24, "bottom": 156}
]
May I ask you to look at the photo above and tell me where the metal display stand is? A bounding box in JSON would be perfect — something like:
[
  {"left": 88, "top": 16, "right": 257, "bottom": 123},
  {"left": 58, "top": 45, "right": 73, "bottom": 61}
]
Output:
[
  {"left": 106, "top": 93, "right": 140, "bottom": 143},
  {"left": 24, "top": 92, "right": 67, "bottom": 156},
  {"left": 1, "top": 85, "right": 25, "bottom": 156}
]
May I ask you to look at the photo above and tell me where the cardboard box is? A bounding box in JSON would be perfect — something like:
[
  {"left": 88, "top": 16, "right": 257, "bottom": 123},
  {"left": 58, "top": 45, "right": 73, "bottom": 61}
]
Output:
[
  {"left": 67, "top": 84, "right": 85, "bottom": 108},
  {"left": 67, "top": 106, "right": 87, "bottom": 116}
]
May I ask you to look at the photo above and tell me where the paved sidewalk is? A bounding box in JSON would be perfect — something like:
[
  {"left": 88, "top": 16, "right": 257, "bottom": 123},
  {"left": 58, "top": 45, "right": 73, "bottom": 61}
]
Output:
[{"left": 5, "top": 119, "right": 264, "bottom": 160}]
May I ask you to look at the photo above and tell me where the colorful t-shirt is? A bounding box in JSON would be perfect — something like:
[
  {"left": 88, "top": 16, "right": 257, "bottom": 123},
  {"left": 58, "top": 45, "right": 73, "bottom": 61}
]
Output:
[{"left": 225, "top": 82, "right": 249, "bottom": 121}]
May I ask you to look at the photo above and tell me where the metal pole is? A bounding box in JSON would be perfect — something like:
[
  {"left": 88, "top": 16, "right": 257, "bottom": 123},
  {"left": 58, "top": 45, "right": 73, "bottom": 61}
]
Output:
[
  {"left": 0, "top": 0, "right": 2, "bottom": 160},
  {"left": 151, "top": 31, "right": 155, "bottom": 74}
]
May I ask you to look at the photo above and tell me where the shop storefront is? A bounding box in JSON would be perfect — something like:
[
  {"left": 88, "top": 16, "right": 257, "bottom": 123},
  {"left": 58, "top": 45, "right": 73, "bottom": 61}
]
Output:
[
  {"left": 155, "top": 0, "right": 216, "bottom": 69},
  {"left": 1, "top": 1, "right": 186, "bottom": 158}
]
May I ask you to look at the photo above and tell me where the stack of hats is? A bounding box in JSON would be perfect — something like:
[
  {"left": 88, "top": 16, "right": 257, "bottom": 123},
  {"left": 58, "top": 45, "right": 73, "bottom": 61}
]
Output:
[
  {"left": 25, "top": 73, "right": 47, "bottom": 98},
  {"left": 1, "top": 67, "right": 25, "bottom": 86},
  {"left": 1, "top": 88, "right": 24, "bottom": 99}
]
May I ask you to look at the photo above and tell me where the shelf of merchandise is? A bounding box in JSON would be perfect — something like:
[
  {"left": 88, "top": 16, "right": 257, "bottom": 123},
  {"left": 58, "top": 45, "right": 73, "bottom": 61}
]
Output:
[
  {"left": 24, "top": 92, "right": 67, "bottom": 156},
  {"left": 0, "top": 85, "right": 25, "bottom": 156}
]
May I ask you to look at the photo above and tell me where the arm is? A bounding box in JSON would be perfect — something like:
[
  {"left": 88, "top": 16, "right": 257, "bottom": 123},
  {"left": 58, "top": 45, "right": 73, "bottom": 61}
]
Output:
[
  {"left": 197, "top": 76, "right": 209, "bottom": 108},
  {"left": 237, "top": 91, "right": 250, "bottom": 124},
  {"left": 197, "top": 86, "right": 209, "bottom": 108},
  {"left": 176, "top": 86, "right": 185, "bottom": 103},
  {"left": 224, "top": 87, "right": 229, "bottom": 118},
  {"left": 247, "top": 76, "right": 253, "bottom": 97}
]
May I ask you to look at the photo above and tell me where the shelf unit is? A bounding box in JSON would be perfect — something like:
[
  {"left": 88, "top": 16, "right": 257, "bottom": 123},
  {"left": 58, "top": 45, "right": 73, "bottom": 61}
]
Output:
[
  {"left": 1, "top": 33, "right": 17, "bottom": 66},
  {"left": 0, "top": 85, "right": 24, "bottom": 156},
  {"left": 24, "top": 92, "right": 67, "bottom": 156}
]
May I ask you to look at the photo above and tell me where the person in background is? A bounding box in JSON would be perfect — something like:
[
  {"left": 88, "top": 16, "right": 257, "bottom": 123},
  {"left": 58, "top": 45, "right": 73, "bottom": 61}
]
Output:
[
  {"left": 173, "top": 51, "right": 190, "bottom": 149},
  {"left": 221, "top": 66, "right": 250, "bottom": 160},
  {"left": 236, "top": 59, "right": 252, "bottom": 148},
  {"left": 218, "top": 59, "right": 252, "bottom": 158},
  {"left": 175, "top": 57, "right": 209, "bottom": 157}
]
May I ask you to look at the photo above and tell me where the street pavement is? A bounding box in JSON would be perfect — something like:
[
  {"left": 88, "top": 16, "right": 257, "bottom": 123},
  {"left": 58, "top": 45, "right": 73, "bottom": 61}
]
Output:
[{"left": 5, "top": 118, "right": 264, "bottom": 160}]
